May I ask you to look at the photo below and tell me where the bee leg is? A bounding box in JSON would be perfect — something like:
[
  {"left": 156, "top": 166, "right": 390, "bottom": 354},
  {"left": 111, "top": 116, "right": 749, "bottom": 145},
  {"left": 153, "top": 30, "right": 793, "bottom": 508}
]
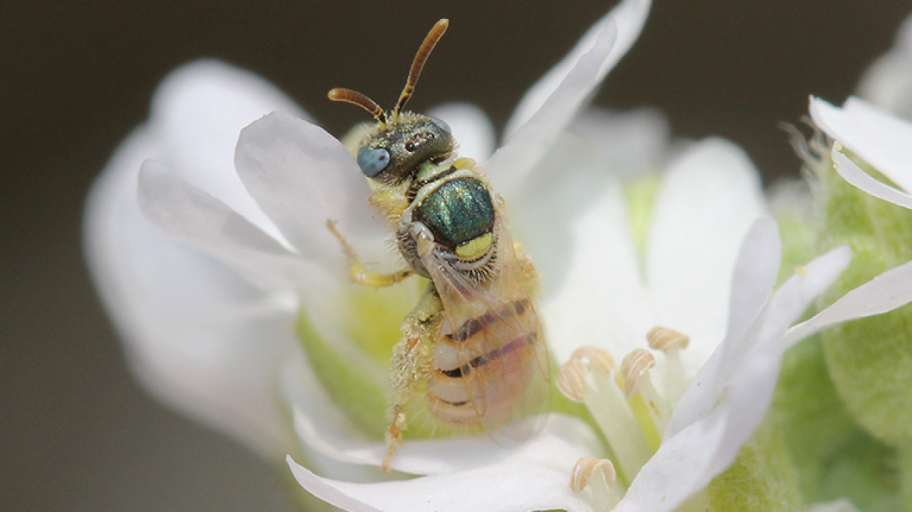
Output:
[
  {"left": 513, "top": 240, "right": 541, "bottom": 294},
  {"left": 383, "top": 286, "right": 442, "bottom": 471},
  {"left": 327, "top": 220, "right": 413, "bottom": 287}
]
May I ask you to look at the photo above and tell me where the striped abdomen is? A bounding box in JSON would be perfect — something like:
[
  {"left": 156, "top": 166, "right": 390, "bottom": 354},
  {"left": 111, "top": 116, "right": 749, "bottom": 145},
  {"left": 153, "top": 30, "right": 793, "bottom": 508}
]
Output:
[{"left": 426, "top": 298, "right": 541, "bottom": 427}]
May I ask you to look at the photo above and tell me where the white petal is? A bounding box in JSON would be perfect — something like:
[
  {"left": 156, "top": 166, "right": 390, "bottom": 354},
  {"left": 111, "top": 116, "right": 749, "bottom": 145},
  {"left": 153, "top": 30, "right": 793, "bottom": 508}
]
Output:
[
  {"left": 287, "top": 457, "right": 594, "bottom": 512},
  {"left": 664, "top": 217, "right": 780, "bottom": 438},
  {"left": 613, "top": 410, "right": 728, "bottom": 512},
  {"left": 805, "top": 499, "right": 862, "bottom": 512},
  {"left": 856, "top": 51, "right": 912, "bottom": 119},
  {"left": 234, "top": 111, "right": 386, "bottom": 267},
  {"left": 294, "top": 410, "right": 601, "bottom": 476},
  {"left": 280, "top": 356, "right": 388, "bottom": 484},
  {"left": 809, "top": 96, "right": 912, "bottom": 193},
  {"left": 784, "top": 257, "right": 912, "bottom": 346},
  {"left": 84, "top": 129, "right": 298, "bottom": 457},
  {"left": 618, "top": 245, "right": 850, "bottom": 512},
  {"left": 138, "top": 160, "right": 318, "bottom": 290},
  {"left": 427, "top": 103, "right": 496, "bottom": 162},
  {"left": 503, "top": 0, "right": 651, "bottom": 140},
  {"left": 540, "top": 176, "right": 652, "bottom": 361},
  {"left": 856, "top": 15, "right": 912, "bottom": 119},
  {"left": 150, "top": 60, "right": 305, "bottom": 242},
  {"left": 701, "top": 246, "right": 849, "bottom": 478},
  {"left": 830, "top": 148, "right": 912, "bottom": 209},
  {"left": 487, "top": 0, "right": 651, "bottom": 195},
  {"left": 570, "top": 106, "right": 671, "bottom": 179},
  {"left": 647, "top": 138, "right": 767, "bottom": 366}
]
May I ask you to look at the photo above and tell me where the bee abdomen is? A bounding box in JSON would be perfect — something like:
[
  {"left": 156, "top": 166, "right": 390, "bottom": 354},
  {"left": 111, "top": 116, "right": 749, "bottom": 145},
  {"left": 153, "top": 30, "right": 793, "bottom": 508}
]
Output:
[{"left": 426, "top": 299, "right": 539, "bottom": 426}]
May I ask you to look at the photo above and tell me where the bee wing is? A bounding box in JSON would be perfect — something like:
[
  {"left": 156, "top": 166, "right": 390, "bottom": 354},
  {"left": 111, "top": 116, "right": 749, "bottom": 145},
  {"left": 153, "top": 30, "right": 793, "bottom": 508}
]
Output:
[{"left": 419, "top": 203, "right": 550, "bottom": 445}]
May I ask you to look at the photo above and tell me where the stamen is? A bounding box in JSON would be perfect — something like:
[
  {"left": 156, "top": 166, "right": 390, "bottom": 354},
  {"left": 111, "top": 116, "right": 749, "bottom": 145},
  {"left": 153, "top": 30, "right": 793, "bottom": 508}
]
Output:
[
  {"left": 557, "top": 346, "right": 651, "bottom": 481},
  {"left": 621, "top": 349, "right": 667, "bottom": 448},
  {"left": 556, "top": 359, "right": 589, "bottom": 403},
  {"left": 570, "top": 346, "right": 616, "bottom": 373},
  {"left": 646, "top": 326, "right": 689, "bottom": 351},
  {"left": 570, "top": 457, "right": 623, "bottom": 511},
  {"left": 620, "top": 349, "right": 656, "bottom": 399},
  {"left": 586, "top": 368, "right": 653, "bottom": 482},
  {"left": 646, "top": 325, "right": 690, "bottom": 410},
  {"left": 570, "top": 457, "right": 616, "bottom": 493}
]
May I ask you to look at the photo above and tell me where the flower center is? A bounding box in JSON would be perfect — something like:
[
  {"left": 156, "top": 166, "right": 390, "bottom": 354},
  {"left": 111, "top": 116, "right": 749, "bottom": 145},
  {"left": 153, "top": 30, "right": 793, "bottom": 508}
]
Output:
[{"left": 556, "top": 326, "right": 692, "bottom": 505}]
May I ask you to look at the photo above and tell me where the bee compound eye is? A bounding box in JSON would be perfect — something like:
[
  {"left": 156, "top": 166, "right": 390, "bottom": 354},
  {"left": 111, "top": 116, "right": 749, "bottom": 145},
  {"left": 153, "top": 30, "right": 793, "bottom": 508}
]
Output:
[
  {"left": 356, "top": 146, "right": 391, "bottom": 177},
  {"left": 428, "top": 116, "right": 451, "bottom": 134}
]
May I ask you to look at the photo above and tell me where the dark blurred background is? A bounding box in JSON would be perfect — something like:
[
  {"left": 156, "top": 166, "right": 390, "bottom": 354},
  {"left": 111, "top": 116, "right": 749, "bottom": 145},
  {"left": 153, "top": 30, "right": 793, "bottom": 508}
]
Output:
[{"left": 2, "top": 1, "right": 908, "bottom": 510}]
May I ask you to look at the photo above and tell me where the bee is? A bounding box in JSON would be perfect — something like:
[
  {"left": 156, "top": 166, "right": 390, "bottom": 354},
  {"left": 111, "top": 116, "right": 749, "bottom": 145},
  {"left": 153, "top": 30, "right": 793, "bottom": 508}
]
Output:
[{"left": 327, "top": 19, "right": 550, "bottom": 471}]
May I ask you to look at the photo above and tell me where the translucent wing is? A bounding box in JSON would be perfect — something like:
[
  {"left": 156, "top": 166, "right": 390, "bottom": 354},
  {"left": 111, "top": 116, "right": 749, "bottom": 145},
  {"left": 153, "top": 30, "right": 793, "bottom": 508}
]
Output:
[{"left": 419, "top": 194, "right": 550, "bottom": 445}]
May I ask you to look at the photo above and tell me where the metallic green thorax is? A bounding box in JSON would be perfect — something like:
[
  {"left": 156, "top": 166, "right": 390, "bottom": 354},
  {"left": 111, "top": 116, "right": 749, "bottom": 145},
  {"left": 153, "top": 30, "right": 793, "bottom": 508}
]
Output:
[{"left": 415, "top": 177, "right": 494, "bottom": 249}]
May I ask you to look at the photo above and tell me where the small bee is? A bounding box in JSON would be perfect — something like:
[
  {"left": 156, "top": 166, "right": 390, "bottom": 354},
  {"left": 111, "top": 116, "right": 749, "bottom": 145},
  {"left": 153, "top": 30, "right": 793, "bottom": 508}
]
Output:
[{"left": 327, "top": 19, "right": 550, "bottom": 471}]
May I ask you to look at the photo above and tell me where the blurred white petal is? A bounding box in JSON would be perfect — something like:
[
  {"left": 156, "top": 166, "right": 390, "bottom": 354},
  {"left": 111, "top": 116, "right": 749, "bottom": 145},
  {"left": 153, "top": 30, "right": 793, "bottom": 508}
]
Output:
[
  {"left": 857, "top": 14, "right": 912, "bottom": 119},
  {"left": 806, "top": 499, "right": 861, "bottom": 512},
  {"left": 647, "top": 138, "right": 767, "bottom": 365},
  {"left": 810, "top": 96, "right": 912, "bottom": 193},
  {"left": 503, "top": 0, "right": 651, "bottom": 140},
  {"left": 427, "top": 102, "right": 496, "bottom": 162},
  {"left": 137, "top": 160, "right": 316, "bottom": 291},
  {"left": 488, "top": 0, "right": 651, "bottom": 195},
  {"left": 784, "top": 256, "right": 912, "bottom": 346},
  {"left": 234, "top": 111, "right": 386, "bottom": 267},
  {"left": 294, "top": 410, "right": 601, "bottom": 476},
  {"left": 86, "top": 159, "right": 298, "bottom": 458},
  {"left": 665, "top": 218, "right": 782, "bottom": 438},
  {"left": 287, "top": 457, "right": 595, "bottom": 512},
  {"left": 571, "top": 106, "right": 671, "bottom": 179},
  {"left": 830, "top": 147, "right": 912, "bottom": 209},
  {"left": 150, "top": 59, "right": 304, "bottom": 242},
  {"left": 541, "top": 177, "right": 652, "bottom": 361}
]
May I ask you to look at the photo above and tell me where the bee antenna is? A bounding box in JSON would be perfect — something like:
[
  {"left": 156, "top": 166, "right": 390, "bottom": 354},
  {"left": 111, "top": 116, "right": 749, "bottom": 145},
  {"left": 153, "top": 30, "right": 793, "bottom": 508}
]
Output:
[
  {"left": 328, "top": 88, "right": 387, "bottom": 125},
  {"left": 392, "top": 18, "right": 449, "bottom": 121}
]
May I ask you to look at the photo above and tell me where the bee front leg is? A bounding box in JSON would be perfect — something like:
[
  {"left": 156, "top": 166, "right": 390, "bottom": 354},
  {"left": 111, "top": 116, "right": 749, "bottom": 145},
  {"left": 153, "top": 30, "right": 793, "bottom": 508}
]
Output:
[
  {"left": 383, "top": 285, "right": 442, "bottom": 471},
  {"left": 327, "top": 220, "right": 413, "bottom": 287}
]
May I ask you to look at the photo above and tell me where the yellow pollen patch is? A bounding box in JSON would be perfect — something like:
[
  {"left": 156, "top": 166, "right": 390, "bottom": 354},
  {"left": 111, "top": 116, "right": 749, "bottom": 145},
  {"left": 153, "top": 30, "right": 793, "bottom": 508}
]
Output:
[{"left": 455, "top": 232, "right": 493, "bottom": 260}]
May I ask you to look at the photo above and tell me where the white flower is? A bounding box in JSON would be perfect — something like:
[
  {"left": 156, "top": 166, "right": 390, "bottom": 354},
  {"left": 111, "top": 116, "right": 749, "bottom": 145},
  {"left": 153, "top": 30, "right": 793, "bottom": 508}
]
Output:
[
  {"left": 85, "top": 0, "right": 654, "bottom": 483},
  {"left": 283, "top": 128, "right": 901, "bottom": 511}
]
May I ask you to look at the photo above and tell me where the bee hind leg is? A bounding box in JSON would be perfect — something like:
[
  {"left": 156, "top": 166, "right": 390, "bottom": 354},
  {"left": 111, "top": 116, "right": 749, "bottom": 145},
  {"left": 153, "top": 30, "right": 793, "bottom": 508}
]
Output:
[
  {"left": 327, "top": 220, "right": 413, "bottom": 287},
  {"left": 383, "top": 285, "right": 442, "bottom": 471}
]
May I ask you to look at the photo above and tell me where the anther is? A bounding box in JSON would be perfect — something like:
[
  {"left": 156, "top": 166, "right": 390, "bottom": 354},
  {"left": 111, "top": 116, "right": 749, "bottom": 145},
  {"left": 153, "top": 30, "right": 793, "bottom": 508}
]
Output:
[
  {"left": 621, "top": 348, "right": 656, "bottom": 399},
  {"left": 570, "top": 457, "right": 617, "bottom": 493},
  {"left": 556, "top": 360, "right": 589, "bottom": 403},
  {"left": 646, "top": 326, "right": 689, "bottom": 352},
  {"left": 570, "top": 346, "right": 616, "bottom": 374}
]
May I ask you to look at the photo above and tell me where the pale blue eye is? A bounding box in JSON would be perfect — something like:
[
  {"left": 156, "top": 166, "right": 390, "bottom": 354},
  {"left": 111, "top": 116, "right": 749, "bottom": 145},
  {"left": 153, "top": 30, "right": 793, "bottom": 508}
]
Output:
[
  {"left": 428, "top": 116, "right": 451, "bottom": 134},
  {"left": 357, "top": 146, "right": 391, "bottom": 177}
]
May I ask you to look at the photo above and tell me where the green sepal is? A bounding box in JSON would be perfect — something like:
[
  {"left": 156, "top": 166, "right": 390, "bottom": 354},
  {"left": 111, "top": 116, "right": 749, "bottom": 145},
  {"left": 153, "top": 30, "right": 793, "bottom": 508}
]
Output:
[
  {"left": 772, "top": 335, "right": 857, "bottom": 499},
  {"left": 814, "top": 431, "right": 901, "bottom": 512},
  {"left": 296, "top": 308, "right": 389, "bottom": 439},
  {"left": 692, "top": 419, "right": 804, "bottom": 512},
  {"left": 813, "top": 153, "right": 912, "bottom": 447}
]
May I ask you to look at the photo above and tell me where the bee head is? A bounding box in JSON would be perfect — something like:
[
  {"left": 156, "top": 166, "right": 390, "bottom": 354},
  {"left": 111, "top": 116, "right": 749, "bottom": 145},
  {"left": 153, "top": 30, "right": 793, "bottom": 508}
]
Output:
[
  {"left": 329, "top": 19, "right": 453, "bottom": 185},
  {"left": 355, "top": 113, "right": 454, "bottom": 184}
]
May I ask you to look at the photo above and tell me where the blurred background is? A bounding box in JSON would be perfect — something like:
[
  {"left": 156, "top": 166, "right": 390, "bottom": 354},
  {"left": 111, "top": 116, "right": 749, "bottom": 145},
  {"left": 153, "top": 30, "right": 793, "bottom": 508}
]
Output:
[{"left": 2, "top": 1, "right": 908, "bottom": 510}]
